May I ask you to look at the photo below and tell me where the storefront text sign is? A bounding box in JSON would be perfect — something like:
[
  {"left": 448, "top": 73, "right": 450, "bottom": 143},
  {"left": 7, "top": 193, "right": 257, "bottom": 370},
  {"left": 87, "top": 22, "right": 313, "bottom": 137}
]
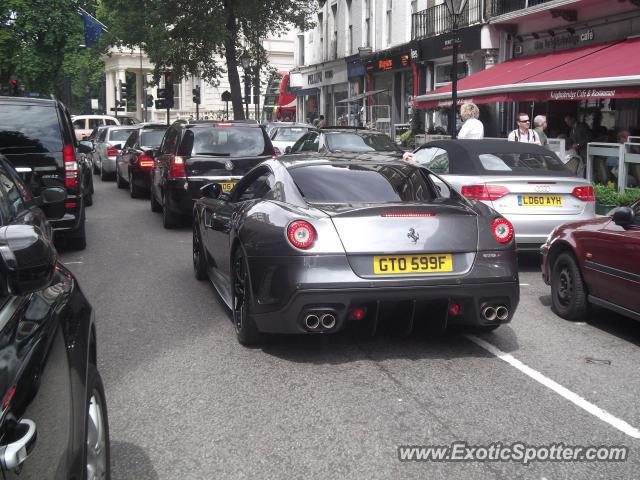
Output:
[
  {"left": 308, "top": 72, "right": 322, "bottom": 85},
  {"left": 549, "top": 88, "right": 616, "bottom": 100}
]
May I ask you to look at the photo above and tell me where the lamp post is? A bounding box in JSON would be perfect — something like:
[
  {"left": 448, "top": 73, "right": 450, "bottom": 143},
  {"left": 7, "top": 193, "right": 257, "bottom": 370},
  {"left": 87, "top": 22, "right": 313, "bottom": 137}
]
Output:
[
  {"left": 240, "top": 52, "right": 251, "bottom": 120},
  {"left": 444, "top": 0, "right": 468, "bottom": 139}
]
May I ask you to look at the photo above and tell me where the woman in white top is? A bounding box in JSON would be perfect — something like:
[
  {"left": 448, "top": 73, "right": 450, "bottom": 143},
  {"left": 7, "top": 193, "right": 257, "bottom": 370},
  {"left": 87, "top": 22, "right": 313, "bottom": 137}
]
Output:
[{"left": 457, "top": 103, "right": 484, "bottom": 139}]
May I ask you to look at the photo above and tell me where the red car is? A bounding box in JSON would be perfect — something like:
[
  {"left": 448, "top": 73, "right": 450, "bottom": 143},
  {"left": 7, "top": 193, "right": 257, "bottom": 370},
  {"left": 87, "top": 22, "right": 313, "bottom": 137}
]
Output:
[{"left": 541, "top": 199, "right": 640, "bottom": 321}]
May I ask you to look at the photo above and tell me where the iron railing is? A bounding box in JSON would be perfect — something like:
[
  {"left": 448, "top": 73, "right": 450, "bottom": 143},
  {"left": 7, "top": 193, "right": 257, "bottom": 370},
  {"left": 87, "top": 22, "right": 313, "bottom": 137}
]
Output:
[
  {"left": 486, "top": 0, "right": 553, "bottom": 18},
  {"left": 411, "top": 0, "right": 483, "bottom": 40}
]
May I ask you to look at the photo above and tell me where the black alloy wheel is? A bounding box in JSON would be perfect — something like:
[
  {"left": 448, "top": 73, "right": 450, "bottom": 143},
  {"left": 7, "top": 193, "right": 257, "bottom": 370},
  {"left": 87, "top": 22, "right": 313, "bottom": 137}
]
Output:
[
  {"left": 231, "top": 248, "right": 262, "bottom": 345},
  {"left": 84, "top": 364, "right": 111, "bottom": 480},
  {"left": 551, "top": 252, "right": 588, "bottom": 320},
  {"left": 193, "top": 224, "right": 208, "bottom": 280}
]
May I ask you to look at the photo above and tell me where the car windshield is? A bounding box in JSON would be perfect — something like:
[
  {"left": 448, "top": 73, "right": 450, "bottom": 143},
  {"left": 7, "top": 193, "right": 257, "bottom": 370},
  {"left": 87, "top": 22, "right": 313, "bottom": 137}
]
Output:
[
  {"left": 109, "top": 128, "right": 135, "bottom": 142},
  {"left": 190, "top": 127, "right": 265, "bottom": 157},
  {"left": 273, "top": 127, "right": 309, "bottom": 141},
  {"left": 477, "top": 152, "right": 570, "bottom": 175},
  {"left": 0, "top": 104, "right": 63, "bottom": 153},
  {"left": 140, "top": 129, "right": 167, "bottom": 147},
  {"left": 326, "top": 132, "right": 400, "bottom": 153},
  {"left": 289, "top": 163, "right": 436, "bottom": 203}
]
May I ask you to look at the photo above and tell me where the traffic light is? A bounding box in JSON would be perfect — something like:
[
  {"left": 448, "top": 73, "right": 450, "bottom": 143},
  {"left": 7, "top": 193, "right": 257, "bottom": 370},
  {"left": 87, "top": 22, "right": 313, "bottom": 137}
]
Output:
[
  {"left": 192, "top": 85, "right": 201, "bottom": 105},
  {"left": 9, "top": 76, "right": 19, "bottom": 96},
  {"left": 146, "top": 94, "right": 154, "bottom": 108},
  {"left": 118, "top": 80, "right": 127, "bottom": 106},
  {"left": 155, "top": 72, "right": 174, "bottom": 109}
]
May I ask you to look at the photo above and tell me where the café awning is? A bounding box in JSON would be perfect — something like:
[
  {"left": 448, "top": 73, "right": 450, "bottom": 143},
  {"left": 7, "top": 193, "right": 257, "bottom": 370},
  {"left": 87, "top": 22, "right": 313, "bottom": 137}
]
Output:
[{"left": 414, "top": 38, "right": 640, "bottom": 108}]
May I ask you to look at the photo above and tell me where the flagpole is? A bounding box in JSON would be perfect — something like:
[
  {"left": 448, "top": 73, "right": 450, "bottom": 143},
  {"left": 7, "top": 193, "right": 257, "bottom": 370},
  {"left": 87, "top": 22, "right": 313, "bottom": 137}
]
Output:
[{"left": 77, "top": 7, "right": 109, "bottom": 33}]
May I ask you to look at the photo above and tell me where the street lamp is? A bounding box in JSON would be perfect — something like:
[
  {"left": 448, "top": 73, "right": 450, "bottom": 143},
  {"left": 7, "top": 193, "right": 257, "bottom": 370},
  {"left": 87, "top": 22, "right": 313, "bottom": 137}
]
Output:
[
  {"left": 240, "top": 52, "right": 251, "bottom": 119},
  {"left": 444, "top": 0, "right": 468, "bottom": 139}
]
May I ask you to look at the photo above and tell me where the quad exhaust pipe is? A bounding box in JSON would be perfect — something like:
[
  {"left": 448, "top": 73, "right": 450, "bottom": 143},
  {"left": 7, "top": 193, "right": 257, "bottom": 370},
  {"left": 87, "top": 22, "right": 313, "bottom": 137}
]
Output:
[
  {"left": 482, "top": 305, "right": 509, "bottom": 322},
  {"left": 482, "top": 306, "right": 497, "bottom": 322},
  {"left": 320, "top": 313, "right": 336, "bottom": 329},
  {"left": 304, "top": 312, "right": 337, "bottom": 331},
  {"left": 496, "top": 306, "right": 509, "bottom": 321},
  {"left": 304, "top": 314, "right": 320, "bottom": 330}
]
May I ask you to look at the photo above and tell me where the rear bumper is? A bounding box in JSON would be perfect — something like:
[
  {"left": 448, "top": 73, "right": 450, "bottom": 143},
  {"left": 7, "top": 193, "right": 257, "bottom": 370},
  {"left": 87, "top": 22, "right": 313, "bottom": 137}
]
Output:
[
  {"left": 246, "top": 250, "right": 519, "bottom": 334},
  {"left": 102, "top": 156, "right": 116, "bottom": 173},
  {"left": 51, "top": 194, "right": 84, "bottom": 234},
  {"left": 165, "top": 177, "right": 239, "bottom": 216},
  {"left": 131, "top": 169, "right": 151, "bottom": 190}
]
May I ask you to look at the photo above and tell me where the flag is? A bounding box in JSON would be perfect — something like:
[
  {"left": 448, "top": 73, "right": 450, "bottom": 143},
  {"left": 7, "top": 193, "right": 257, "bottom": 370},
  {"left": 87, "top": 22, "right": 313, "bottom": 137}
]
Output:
[{"left": 82, "top": 13, "right": 103, "bottom": 47}]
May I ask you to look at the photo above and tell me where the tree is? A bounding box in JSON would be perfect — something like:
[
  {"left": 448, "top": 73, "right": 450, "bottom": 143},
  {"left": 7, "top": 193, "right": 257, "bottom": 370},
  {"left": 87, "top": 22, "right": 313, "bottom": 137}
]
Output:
[{"left": 100, "top": 0, "right": 316, "bottom": 119}]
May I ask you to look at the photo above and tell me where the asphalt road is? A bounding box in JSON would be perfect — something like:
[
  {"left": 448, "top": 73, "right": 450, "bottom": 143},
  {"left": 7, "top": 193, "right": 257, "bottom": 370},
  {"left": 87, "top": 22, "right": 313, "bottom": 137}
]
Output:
[{"left": 60, "top": 178, "right": 640, "bottom": 479}]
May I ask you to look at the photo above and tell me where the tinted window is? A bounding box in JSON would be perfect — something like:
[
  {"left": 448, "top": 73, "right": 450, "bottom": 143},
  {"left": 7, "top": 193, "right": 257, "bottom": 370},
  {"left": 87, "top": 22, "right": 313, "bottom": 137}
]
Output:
[
  {"left": 98, "top": 128, "right": 108, "bottom": 142},
  {"left": 326, "top": 132, "right": 400, "bottom": 153},
  {"left": 190, "top": 127, "right": 266, "bottom": 157},
  {"left": 415, "top": 147, "right": 449, "bottom": 174},
  {"left": 235, "top": 171, "right": 274, "bottom": 202},
  {"left": 273, "top": 127, "right": 309, "bottom": 142},
  {"left": 89, "top": 118, "right": 102, "bottom": 129},
  {"left": 109, "top": 128, "right": 135, "bottom": 143},
  {"left": 105, "top": 119, "right": 118, "bottom": 126},
  {"left": 0, "top": 104, "right": 63, "bottom": 154},
  {"left": 140, "top": 129, "right": 167, "bottom": 147},
  {"left": 124, "top": 131, "right": 138, "bottom": 148},
  {"left": 161, "top": 128, "right": 179, "bottom": 154},
  {"left": 73, "top": 119, "right": 85, "bottom": 130},
  {"left": 292, "top": 132, "right": 319, "bottom": 153},
  {"left": 0, "top": 166, "right": 25, "bottom": 218},
  {"left": 477, "top": 152, "right": 570, "bottom": 175},
  {"left": 289, "top": 164, "right": 437, "bottom": 204}
]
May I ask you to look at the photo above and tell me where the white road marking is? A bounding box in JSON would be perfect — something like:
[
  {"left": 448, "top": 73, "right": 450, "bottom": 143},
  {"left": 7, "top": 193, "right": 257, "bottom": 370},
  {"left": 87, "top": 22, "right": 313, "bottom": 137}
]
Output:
[
  {"left": 64, "top": 261, "right": 83, "bottom": 265},
  {"left": 466, "top": 334, "right": 640, "bottom": 439},
  {"left": 519, "top": 283, "right": 529, "bottom": 286}
]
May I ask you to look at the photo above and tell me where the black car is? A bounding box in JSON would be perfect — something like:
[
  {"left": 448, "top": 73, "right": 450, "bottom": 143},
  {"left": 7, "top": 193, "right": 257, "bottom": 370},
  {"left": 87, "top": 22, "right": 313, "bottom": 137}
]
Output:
[
  {"left": 193, "top": 157, "right": 519, "bottom": 345},
  {"left": 0, "top": 96, "right": 92, "bottom": 250},
  {"left": 285, "top": 127, "right": 404, "bottom": 159},
  {"left": 0, "top": 154, "right": 110, "bottom": 479},
  {"left": 150, "top": 120, "right": 275, "bottom": 229},
  {"left": 116, "top": 123, "right": 168, "bottom": 197}
]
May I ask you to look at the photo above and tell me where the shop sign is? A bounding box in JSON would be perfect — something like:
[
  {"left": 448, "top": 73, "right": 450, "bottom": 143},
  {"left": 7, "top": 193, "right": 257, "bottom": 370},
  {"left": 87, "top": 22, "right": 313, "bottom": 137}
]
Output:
[
  {"left": 533, "top": 29, "right": 595, "bottom": 52},
  {"left": 308, "top": 72, "right": 322, "bottom": 85},
  {"left": 367, "top": 51, "right": 413, "bottom": 73},
  {"left": 549, "top": 88, "right": 616, "bottom": 101}
]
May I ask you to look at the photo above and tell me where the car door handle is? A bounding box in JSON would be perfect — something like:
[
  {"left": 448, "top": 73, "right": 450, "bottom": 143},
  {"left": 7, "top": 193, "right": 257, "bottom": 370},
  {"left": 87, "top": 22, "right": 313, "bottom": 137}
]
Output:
[{"left": 0, "top": 418, "right": 37, "bottom": 470}]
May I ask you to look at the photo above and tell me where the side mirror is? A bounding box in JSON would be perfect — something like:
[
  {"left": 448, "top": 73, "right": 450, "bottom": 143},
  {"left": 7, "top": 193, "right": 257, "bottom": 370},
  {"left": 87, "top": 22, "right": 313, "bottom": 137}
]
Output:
[
  {"left": 0, "top": 225, "right": 57, "bottom": 296},
  {"left": 200, "top": 183, "right": 222, "bottom": 199},
  {"left": 612, "top": 206, "right": 635, "bottom": 227},
  {"left": 78, "top": 141, "right": 94, "bottom": 154},
  {"left": 37, "top": 187, "right": 67, "bottom": 220},
  {"left": 284, "top": 146, "right": 292, "bottom": 155}
]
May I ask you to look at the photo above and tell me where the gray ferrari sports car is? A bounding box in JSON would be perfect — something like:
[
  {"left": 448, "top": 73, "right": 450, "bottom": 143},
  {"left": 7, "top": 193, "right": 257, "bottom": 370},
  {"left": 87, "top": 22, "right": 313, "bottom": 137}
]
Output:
[{"left": 193, "top": 157, "right": 519, "bottom": 345}]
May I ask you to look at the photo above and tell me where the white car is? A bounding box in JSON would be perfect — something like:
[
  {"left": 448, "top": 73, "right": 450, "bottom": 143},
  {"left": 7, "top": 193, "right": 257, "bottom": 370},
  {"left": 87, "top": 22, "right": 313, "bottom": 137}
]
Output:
[
  {"left": 72, "top": 115, "right": 120, "bottom": 141},
  {"left": 270, "top": 124, "right": 314, "bottom": 155}
]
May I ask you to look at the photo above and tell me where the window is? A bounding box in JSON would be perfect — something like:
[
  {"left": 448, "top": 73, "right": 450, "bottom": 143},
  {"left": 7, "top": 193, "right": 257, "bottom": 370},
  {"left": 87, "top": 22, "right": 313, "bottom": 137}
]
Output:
[
  {"left": 411, "top": 0, "right": 418, "bottom": 13},
  {"left": 415, "top": 147, "right": 449, "bottom": 174},
  {"left": 326, "top": 133, "right": 401, "bottom": 153},
  {"left": 73, "top": 119, "right": 85, "bottom": 130},
  {"left": 477, "top": 152, "right": 570, "bottom": 175},
  {"left": 289, "top": 163, "right": 437, "bottom": 204},
  {"left": 0, "top": 165, "right": 25, "bottom": 219},
  {"left": 632, "top": 200, "right": 640, "bottom": 226},
  {"left": 98, "top": 128, "right": 108, "bottom": 142},
  {"left": 364, "top": 0, "right": 371, "bottom": 47},
  {"left": 0, "top": 105, "right": 63, "bottom": 154},
  {"left": 273, "top": 127, "right": 310, "bottom": 142},
  {"left": 124, "top": 130, "right": 138, "bottom": 149},
  {"left": 187, "top": 127, "right": 266, "bottom": 157},
  {"left": 235, "top": 170, "right": 274, "bottom": 202},
  {"left": 292, "top": 132, "right": 319, "bottom": 153},
  {"left": 346, "top": 0, "right": 352, "bottom": 55},
  {"left": 89, "top": 118, "right": 102, "bottom": 129},
  {"left": 140, "top": 129, "right": 167, "bottom": 147},
  {"left": 109, "top": 128, "right": 135, "bottom": 144},
  {"left": 386, "top": 0, "right": 392, "bottom": 45},
  {"left": 105, "top": 118, "right": 118, "bottom": 126},
  {"left": 161, "top": 127, "right": 180, "bottom": 154}
]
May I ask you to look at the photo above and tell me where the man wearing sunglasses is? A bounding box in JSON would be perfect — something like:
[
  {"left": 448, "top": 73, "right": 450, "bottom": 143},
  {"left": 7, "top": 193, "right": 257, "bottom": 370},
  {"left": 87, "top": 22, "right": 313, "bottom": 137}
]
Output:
[{"left": 507, "top": 113, "right": 541, "bottom": 144}]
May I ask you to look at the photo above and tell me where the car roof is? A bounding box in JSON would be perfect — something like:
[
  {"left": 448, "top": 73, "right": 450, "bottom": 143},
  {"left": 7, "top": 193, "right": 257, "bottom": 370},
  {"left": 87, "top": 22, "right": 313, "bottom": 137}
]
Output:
[
  {"left": 0, "top": 95, "right": 58, "bottom": 107},
  {"left": 272, "top": 123, "right": 314, "bottom": 128},
  {"left": 277, "top": 154, "right": 410, "bottom": 170},
  {"left": 425, "top": 138, "right": 555, "bottom": 155},
  {"left": 176, "top": 119, "right": 261, "bottom": 128},
  {"left": 72, "top": 114, "right": 118, "bottom": 120}
]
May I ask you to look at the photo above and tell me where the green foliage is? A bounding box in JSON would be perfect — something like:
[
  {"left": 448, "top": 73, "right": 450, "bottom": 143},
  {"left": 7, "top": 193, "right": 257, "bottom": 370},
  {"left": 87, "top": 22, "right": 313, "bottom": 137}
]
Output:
[
  {"left": 399, "top": 129, "right": 415, "bottom": 149},
  {"left": 409, "top": 106, "right": 424, "bottom": 135},
  {"left": 594, "top": 183, "right": 640, "bottom": 206}
]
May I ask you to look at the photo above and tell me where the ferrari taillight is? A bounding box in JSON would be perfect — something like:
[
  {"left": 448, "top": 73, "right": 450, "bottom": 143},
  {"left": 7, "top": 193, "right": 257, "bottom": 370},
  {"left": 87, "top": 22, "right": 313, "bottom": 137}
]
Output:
[
  {"left": 492, "top": 217, "right": 514, "bottom": 244},
  {"left": 287, "top": 220, "right": 316, "bottom": 249}
]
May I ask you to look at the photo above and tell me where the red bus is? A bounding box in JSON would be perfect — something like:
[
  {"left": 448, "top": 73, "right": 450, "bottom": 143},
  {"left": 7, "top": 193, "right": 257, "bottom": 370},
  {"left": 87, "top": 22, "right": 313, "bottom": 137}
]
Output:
[{"left": 262, "top": 72, "right": 296, "bottom": 122}]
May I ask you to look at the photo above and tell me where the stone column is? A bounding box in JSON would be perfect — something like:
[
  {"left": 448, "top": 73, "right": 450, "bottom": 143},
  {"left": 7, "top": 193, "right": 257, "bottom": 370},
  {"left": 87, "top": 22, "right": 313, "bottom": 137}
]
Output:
[
  {"left": 135, "top": 72, "right": 144, "bottom": 121},
  {"left": 105, "top": 71, "right": 115, "bottom": 116},
  {"left": 116, "top": 69, "right": 127, "bottom": 113}
]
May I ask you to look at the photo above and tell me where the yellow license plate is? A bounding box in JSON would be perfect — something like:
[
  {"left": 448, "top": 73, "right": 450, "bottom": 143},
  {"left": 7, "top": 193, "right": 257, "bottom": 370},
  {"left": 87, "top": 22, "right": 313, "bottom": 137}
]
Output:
[
  {"left": 373, "top": 254, "right": 453, "bottom": 274},
  {"left": 518, "top": 195, "right": 563, "bottom": 207},
  {"left": 220, "top": 182, "right": 236, "bottom": 193}
]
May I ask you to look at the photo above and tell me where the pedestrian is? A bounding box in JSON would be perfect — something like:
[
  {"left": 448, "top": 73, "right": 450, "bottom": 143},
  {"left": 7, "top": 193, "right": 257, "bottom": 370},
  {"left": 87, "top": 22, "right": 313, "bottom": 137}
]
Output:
[
  {"left": 533, "top": 115, "right": 548, "bottom": 147},
  {"left": 317, "top": 114, "right": 326, "bottom": 129},
  {"left": 564, "top": 114, "right": 591, "bottom": 159},
  {"left": 507, "top": 113, "right": 541, "bottom": 144},
  {"left": 457, "top": 103, "right": 484, "bottom": 139}
]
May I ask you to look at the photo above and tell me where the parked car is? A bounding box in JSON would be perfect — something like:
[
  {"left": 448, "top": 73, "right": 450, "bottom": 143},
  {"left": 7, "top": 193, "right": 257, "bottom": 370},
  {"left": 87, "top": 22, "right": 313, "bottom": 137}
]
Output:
[
  {"left": 151, "top": 120, "right": 275, "bottom": 228},
  {"left": 193, "top": 157, "right": 519, "bottom": 345},
  {"left": 269, "top": 123, "right": 313, "bottom": 156},
  {"left": 71, "top": 114, "right": 119, "bottom": 141},
  {"left": 117, "top": 115, "right": 141, "bottom": 126},
  {"left": 411, "top": 139, "right": 596, "bottom": 250},
  {"left": 0, "top": 96, "right": 91, "bottom": 249},
  {"left": 93, "top": 125, "right": 138, "bottom": 181},
  {"left": 115, "top": 123, "right": 168, "bottom": 197},
  {"left": 542, "top": 199, "right": 640, "bottom": 321},
  {"left": 0, "top": 154, "right": 110, "bottom": 479},
  {"left": 285, "top": 127, "right": 404, "bottom": 159}
]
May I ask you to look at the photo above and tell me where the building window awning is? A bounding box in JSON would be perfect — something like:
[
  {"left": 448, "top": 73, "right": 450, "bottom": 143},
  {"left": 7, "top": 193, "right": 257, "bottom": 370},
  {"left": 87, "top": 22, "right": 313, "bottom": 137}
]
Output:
[
  {"left": 336, "top": 89, "right": 388, "bottom": 103},
  {"left": 414, "top": 38, "right": 640, "bottom": 108},
  {"left": 294, "top": 87, "right": 320, "bottom": 97}
]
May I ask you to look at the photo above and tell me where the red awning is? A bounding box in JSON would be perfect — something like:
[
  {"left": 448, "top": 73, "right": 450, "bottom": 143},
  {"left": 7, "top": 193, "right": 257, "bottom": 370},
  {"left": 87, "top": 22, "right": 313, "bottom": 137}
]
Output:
[{"left": 415, "top": 39, "right": 640, "bottom": 108}]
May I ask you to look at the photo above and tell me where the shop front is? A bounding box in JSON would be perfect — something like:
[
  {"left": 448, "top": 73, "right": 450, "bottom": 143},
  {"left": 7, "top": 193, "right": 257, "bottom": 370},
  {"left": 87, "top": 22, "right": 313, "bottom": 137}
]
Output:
[{"left": 298, "top": 61, "right": 349, "bottom": 126}]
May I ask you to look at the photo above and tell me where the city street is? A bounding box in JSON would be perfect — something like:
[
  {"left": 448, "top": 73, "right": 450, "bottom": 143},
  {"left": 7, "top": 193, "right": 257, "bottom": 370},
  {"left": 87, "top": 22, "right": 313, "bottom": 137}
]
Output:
[{"left": 61, "top": 179, "right": 640, "bottom": 480}]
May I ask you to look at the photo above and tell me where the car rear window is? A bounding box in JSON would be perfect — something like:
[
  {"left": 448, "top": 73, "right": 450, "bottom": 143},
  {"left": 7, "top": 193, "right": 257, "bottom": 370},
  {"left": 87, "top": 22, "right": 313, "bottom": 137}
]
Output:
[
  {"left": 187, "top": 127, "right": 266, "bottom": 157},
  {"left": 326, "top": 132, "right": 400, "bottom": 153},
  {"left": 273, "top": 127, "right": 309, "bottom": 141},
  {"left": 0, "top": 104, "right": 63, "bottom": 153},
  {"left": 477, "top": 152, "right": 571, "bottom": 175},
  {"left": 109, "top": 128, "right": 135, "bottom": 142},
  {"left": 289, "top": 164, "right": 437, "bottom": 204},
  {"left": 140, "top": 129, "right": 167, "bottom": 147}
]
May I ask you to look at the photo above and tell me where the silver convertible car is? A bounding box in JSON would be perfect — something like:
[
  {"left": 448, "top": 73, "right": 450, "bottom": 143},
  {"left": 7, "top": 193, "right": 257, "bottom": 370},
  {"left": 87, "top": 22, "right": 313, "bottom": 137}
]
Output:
[
  {"left": 412, "top": 140, "right": 596, "bottom": 251},
  {"left": 193, "top": 157, "right": 520, "bottom": 345}
]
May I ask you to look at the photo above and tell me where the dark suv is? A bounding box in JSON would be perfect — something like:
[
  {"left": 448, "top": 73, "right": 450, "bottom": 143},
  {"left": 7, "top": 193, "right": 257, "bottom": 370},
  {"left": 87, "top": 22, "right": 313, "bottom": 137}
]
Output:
[
  {"left": 150, "top": 120, "right": 275, "bottom": 228},
  {"left": 0, "top": 96, "right": 90, "bottom": 249}
]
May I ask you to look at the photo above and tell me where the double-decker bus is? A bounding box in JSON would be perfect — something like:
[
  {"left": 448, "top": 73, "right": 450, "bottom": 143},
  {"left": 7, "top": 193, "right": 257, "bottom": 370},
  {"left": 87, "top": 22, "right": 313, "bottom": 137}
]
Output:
[{"left": 262, "top": 72, "right": 296, "bottom": 122}]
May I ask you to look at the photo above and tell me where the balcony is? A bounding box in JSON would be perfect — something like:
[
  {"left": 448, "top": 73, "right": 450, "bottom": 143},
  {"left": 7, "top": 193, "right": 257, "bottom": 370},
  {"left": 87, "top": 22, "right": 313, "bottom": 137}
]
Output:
[
  {"left": 412, "top": 0, "right": 483, "bottom": 40},
  {"left": 486, "top": 0, "right": 554, "bottom": 18}
]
